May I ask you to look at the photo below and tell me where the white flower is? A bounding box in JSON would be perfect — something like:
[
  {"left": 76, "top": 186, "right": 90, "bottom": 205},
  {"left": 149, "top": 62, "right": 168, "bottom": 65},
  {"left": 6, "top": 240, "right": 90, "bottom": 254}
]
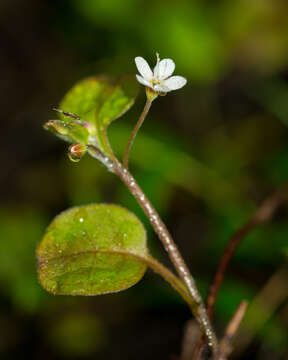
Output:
[{"left": 135, "top": 53, "right": 187, "bottom": 93}]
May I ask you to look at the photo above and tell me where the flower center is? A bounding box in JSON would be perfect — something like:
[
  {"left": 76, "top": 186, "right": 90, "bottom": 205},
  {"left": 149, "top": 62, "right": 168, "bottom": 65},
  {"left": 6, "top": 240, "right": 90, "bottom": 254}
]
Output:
[{"left": 150, "top": 78, "right": 163, "bottom": 87}]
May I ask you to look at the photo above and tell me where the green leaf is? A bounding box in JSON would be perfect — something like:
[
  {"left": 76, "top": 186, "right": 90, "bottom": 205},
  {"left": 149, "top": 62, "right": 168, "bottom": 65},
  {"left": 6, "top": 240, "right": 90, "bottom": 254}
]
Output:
[
  {"left": 37, "top": 204, "right": 147, "bottom": 295},
  {"left": 59, "top": 75, "right": 139, "bottom": 155},
  {"left": 44, "top": 120, "right": 89, "bottom": 145},
  {"left": 69, "top": 123, "right": 90, "bottom": 144}
]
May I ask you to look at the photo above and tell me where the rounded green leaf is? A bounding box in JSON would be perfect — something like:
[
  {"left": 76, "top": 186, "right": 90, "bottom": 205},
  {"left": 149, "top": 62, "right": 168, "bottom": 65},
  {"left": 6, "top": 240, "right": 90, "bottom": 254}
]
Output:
[
  {"left": 59, "top": 77, "right": 113, "bottom": 125},
  {"left": 37, "top": 204, "right": 147, "bottom": 295},
  {"left": 59, "top": 75, "right": 139, "bottom": 155}
]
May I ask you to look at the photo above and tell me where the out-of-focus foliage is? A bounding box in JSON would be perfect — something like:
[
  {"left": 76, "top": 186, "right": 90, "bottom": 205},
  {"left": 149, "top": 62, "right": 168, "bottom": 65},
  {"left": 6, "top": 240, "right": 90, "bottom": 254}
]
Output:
[
  {"left": 1, "top": 0, "right": 288, "bottom": 358},
  {"left": 47, "top": 312, "right": 107, "bottom": 356},
  {"left": 70, "top": 0, "right": 288, "bottom": 81},
  {"left": 0, "top": 209, "right": 47, "bottom": 312}
]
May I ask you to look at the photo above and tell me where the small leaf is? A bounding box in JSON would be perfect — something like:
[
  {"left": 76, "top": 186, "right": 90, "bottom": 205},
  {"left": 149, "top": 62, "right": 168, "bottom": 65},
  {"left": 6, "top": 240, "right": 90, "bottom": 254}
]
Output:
[
  {"left": 69, "top": 123, "right": 90, "bottom": 144},
  {"left": 59, "top": 75, "right": 139, "bottom": 155},
  {"left": 37, "top": 204, "right": 148, "bottom": 295},
  {"left": 44, "top": 120, "right": 72, "bottom": 143},
  {"left": 44, "top": 120, "right": 89, "bottom": 145}
]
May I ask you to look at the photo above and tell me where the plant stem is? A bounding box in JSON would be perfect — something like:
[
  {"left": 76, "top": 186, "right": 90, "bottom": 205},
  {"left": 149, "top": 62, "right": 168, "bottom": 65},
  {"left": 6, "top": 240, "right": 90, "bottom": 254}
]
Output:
[
  {"left": 139, "top": 254, "right": 193, "bottom": 305},
  {"left": 123, "top": 99, "right": 152, "bottom": 169},
  {"left": 88, "top": 145, "right": 218, "bottom": 354},
  {"left": 99, "top": 248, "right": 192, "bottom": 306},
  {"left": 113, "top": 159, "right": 218, "bottom": 354}
]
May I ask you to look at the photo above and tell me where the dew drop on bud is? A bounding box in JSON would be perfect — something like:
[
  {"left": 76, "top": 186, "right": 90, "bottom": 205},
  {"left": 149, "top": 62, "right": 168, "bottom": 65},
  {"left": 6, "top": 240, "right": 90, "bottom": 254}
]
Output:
[{"left": 68, "top": 143, "right": 87, "bottom": 162}]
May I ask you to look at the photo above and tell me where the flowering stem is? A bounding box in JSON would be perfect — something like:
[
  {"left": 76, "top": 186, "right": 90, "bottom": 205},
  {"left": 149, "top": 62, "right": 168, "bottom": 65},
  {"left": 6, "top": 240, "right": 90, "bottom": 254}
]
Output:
[
  {"left": 102, "top": 249, "right": 192, "bottom": 306},
  {"left": 123, "top": 99, "right": 152, "bottom": 169},
  {"left": 114, "top": 159, "right": 218, "bottom": 353},
  {"left": 89, "top": 145, "right": 218, "bottom": 355},
  {"left": 88, "top": 145, "right": 218, "bottom": 354},
  {"left": 145, "top": 256, "right": 217, "bottom": 339},
  {"left": 137, "top": 254, "right": 194, "bottom": 306}
]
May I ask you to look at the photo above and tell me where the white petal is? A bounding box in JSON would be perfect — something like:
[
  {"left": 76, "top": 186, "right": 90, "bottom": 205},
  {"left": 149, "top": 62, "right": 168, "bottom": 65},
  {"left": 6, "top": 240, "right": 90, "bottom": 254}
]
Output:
[
  {"left": 135, "top": 57, "right": 153, "bottom": 80},
  {"left": 154, "top": 59, "right": 175, "bottom": 80},
  {"left": 154, "top": 84, "right": 170, "bottom": 93},
  {"left": 136, "top": 74, "right": 153, "bottom": 88},
  {"left": 163, "top": 76, "right": 187, "bottom": 91}
]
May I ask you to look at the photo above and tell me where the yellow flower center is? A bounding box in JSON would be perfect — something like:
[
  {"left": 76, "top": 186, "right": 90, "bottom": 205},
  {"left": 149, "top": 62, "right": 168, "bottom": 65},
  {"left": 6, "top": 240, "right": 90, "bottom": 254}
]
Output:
[{"left": 150, "top": 78, "right": 163, "bottom": 87}]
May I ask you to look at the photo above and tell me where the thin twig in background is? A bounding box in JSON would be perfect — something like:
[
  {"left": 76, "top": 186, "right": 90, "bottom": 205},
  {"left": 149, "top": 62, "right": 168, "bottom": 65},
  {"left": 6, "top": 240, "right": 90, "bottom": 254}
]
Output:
[
  {"left": 234, "top": 266, "right": 288, "bottom": 355},
  {"left": 215, "top": 301, "right": 248, "bottom": 360},
  {"left": 207, "top": 182, "right": 288, "bottom": 321},
  {"left": 180, "top": 320, "right": 201, "bottom": 360},
  {"left": 192, "top": 183, "right": 288, "bottom": 359}
]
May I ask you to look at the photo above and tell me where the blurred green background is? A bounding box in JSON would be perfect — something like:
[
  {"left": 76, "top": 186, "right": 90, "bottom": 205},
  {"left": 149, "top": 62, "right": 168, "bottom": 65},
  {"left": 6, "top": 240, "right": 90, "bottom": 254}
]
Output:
[{"left": 0, "top": 0, "right": 288, "bottom": 359}]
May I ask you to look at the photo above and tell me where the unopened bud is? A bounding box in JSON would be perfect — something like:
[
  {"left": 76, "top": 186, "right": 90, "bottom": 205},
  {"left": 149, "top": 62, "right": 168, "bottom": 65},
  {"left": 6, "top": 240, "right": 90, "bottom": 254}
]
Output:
[
  {"left": 68, "top": 143, "right": 87, "bottom": 162},
  {"left": 44, "top": 120, "right": 70, "bottom": 136}
]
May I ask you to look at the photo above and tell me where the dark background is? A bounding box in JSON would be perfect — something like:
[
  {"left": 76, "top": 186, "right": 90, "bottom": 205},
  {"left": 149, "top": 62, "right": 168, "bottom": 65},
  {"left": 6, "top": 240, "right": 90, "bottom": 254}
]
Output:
[{"left": 0, "top": 0, "right": 287, "bottom": 359}]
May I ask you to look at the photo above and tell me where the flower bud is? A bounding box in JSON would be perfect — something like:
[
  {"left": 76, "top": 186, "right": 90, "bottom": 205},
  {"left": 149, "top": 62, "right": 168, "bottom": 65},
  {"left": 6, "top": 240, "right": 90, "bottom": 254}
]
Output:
[
  {"left": 68, "top": 143, "right": 87, "bottom": 162},
  {"left": 44, "top": 120, "right": 70, "bottom": 136}
]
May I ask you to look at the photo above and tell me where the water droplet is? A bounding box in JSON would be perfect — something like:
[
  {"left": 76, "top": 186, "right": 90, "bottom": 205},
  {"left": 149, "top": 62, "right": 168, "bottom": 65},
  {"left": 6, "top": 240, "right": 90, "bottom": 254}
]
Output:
[
  {"left": 74, "top": 208, "right": 87, "bottom": 223},
  {"left": 68, "top": 152, "right": 81, "bottom": 162},
  {"left": 68, "top": 143, "right": 87, "bottom": 162}
]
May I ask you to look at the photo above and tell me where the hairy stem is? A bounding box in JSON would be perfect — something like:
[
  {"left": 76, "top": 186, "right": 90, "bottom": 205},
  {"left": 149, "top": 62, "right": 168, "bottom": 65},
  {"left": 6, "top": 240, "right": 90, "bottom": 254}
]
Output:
[
  {"left": 88, "top": 145, "right": 218, "bottom": 354},
  {"left": 143, "top": 255, "right": 194, "bottom": 306},
  {"left": 123, "top": 99, "right": 152, "bottom": 169},
  {"left": 113, "top": 159, "right": 218, "bottom": 353},
  {"left": 110, "top": 250, "right": 193, "bottom": 306}
]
